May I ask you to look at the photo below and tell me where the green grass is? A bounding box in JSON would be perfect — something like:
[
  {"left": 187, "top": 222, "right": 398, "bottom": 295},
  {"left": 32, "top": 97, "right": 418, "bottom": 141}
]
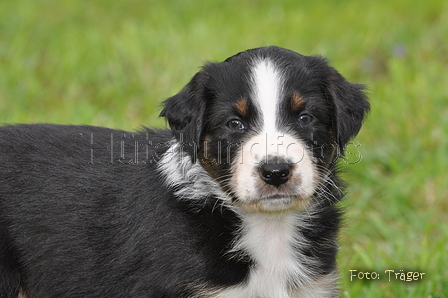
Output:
[{"left": 1, "top": 0, "right": 447, "bottom": 297}]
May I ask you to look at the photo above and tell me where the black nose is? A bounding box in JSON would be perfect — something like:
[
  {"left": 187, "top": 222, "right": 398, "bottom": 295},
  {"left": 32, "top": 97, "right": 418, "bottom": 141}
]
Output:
[{"left": 259, "top": 162, "right": 292, "bottom": 187}]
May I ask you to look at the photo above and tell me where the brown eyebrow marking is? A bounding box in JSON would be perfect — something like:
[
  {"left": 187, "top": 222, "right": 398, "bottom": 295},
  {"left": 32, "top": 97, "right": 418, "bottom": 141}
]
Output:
[
  {"left": 235, "top": 97, "right": 248, "bottom": 117},
  {"left": 291, "top": 92, "right": 304, "bottom": 112}
]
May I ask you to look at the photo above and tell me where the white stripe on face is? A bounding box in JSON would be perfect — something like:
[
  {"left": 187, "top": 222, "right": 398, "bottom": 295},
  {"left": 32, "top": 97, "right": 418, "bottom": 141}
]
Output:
[{"left": 251, "top": 59, "right": 283, "bottom": 133}]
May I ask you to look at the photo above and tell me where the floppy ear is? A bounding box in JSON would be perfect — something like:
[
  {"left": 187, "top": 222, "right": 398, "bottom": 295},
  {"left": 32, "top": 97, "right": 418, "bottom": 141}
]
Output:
[
  {"left": 326, "top": 69, "right": 370, "bottom": 155},
  {"left": 160, "top": 71, "right": 209, "bottom": 160}
]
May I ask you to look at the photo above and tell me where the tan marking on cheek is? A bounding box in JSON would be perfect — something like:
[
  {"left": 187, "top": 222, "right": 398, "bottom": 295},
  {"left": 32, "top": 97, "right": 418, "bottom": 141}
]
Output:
[
  {"left": 235, "top": 97, "right": 249, "bottom": 117},
  {"left": 199, "top": 156, "right": 220, "bottom": 180},
  {"left": 322, "top": 129, "right": 338, "bottom": 167},
  {"left": 291, "top": 92, "right": 304, "bottom": 112},
  {"left": 198, "top": 135, "right": 221, "bottom": 180}
]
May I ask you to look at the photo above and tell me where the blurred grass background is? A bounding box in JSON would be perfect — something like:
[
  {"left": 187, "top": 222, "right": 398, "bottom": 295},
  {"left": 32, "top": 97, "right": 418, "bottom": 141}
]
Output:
[{"left": 1, "top": 0, "right": 447, "bottom": 297}]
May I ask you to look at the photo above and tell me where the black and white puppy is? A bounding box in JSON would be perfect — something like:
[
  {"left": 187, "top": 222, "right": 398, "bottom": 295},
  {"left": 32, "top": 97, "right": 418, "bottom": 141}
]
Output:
[{"left": 0, "top": 46, "right": 369, "bottom": 298}]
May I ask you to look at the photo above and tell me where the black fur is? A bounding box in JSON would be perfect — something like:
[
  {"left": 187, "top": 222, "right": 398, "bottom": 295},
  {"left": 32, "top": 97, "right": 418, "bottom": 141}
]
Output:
[{"left": 0, "top": 46, "right": 369, "bottom": 298}]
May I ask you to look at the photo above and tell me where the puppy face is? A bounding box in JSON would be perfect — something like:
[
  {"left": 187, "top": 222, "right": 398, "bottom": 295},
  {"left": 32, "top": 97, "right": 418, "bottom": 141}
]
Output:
[{"left": 161, "top": 46, "right": 369, "bottom": 213}]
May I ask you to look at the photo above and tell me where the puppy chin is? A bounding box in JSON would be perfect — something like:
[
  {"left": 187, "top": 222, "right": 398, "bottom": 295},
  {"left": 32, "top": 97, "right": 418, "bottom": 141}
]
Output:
[{"left": 235, "top": 195, "right": 313, "bottom": 213}]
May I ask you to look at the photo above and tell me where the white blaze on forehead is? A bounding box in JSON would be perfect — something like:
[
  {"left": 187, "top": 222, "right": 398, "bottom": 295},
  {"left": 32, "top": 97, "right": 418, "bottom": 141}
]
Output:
[{"left": 251, "top": 59, "right": 283, "bottom": 133}]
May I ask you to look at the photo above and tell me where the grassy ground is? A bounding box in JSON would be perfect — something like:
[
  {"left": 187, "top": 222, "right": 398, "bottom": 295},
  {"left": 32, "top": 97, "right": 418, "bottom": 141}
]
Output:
[{"left": 1, "top": 0, "right": 447, "bottom": 296}]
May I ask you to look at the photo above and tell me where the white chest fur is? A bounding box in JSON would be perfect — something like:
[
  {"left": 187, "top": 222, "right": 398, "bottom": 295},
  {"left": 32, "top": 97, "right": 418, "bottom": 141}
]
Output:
[{"left": 214, "top": 213, "right": 313, "bottom": 298}]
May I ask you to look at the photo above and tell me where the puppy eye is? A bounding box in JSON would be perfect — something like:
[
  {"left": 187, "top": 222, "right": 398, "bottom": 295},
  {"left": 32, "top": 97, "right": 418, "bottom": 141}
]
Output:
[
  {"left": 298, "top": 114, "right": 314, "bottom": 125},
  {"left": 227, "top": 120, "right": 245, "bottom": 131}
]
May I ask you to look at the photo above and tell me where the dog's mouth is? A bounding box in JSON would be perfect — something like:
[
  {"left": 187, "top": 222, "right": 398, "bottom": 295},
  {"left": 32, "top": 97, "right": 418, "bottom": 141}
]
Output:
[{"left": 237, "top": 194, "right": 312, "bottom": 213}]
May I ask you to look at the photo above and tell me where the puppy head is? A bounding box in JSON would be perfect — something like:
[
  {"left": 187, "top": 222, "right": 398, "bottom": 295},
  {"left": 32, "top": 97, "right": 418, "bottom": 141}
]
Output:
[{"left": 160, "top": 46, "right": 369, "bottom": 212}]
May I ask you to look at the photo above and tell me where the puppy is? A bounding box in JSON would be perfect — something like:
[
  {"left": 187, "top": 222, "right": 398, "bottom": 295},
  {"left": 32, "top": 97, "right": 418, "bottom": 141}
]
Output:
[{"left": 0, "top": 46, "right": 369, "bottom": 298}]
